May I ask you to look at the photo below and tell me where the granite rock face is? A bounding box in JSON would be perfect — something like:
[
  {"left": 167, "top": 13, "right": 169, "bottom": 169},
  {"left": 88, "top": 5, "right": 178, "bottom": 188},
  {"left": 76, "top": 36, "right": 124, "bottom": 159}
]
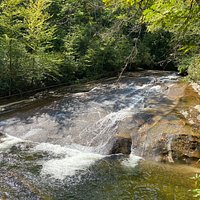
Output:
[
  {"left": 109, "top": 83, "right": 200, "bottom": 165},
  {"left": 131, "top": 116, "right": 200, "bottom": 164}
]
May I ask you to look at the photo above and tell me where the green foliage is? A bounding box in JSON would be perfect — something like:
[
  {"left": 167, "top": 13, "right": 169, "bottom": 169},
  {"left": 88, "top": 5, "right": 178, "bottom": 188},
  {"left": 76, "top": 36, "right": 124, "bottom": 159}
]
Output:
[
  {"left": 59, "top": 0, "right": 134, "bottom": 79},
  {"left": 0, "top": 35, "right": 29, "bottom": 95},
  {"left": 23, "top": 0, "right": 56, "bottom": 51},
  {"left": 103, "top": 0, "right": 200, "bottom": 78},
  {"left": 143, "top": 0, "right": 200, "bottom": 34},
  {"left": 84, "top": 36, "right": 131, "bottom": 74},
  {"left": 135, "top": 30, "right": 173, "bottom": 68},
  {"left": 0, "top": 0, "right": 24, "bottom": 37},
  {"left": 0, "top": 0, "right": 60, "bottom": 96},
  {"left": 1, "top": 0, "right": 200, "bottom": 96},
  {"left": 191, "top": 174, "right": 200, "bottom": 198},
  {"left": 23, "top": 0, "right": 61, "bottom": 84},
  {"left": 142, "top": 0, "right": 200, "bottom": 77},
  {"left": 187, "top": 54, "right": 200, "bottom": 82}
]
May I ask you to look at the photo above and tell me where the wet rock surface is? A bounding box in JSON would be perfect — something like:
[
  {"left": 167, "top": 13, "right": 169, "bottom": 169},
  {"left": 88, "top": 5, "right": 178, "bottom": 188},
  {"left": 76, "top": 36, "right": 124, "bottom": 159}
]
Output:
[
  {"left": 129, "top": 84, "right": 200, "bottom": 164},
  {"left": 131, "top": 118, "right": 200, "bottom": 164},
  {"left": 1, "top": 72, "right": 199, "bottom": 163},
  {"left": 0, "top": 72, "right": 200, "bottom": 199},
  {"left": 110, "top": 133, "right": 132, "bottom": 154},
  {"left": 0, "top": 134, "right": 51, "bottom": 199},
  {"left": 107, "top": 82, "right": 200, "bottom": 165}
]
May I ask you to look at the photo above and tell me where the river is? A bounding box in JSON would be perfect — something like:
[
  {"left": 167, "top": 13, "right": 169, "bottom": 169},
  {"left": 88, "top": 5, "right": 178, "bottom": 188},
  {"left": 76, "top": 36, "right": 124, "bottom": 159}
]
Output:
[{"left": 0, "top": 71, "right": 199, "bottom": 200}]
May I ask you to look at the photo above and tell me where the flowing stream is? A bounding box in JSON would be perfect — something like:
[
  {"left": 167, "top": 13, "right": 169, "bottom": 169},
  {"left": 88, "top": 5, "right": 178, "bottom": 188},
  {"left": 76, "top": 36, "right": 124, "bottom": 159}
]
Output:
[{"left": 0, "top": 71, "right": 199, "bottom": 199}]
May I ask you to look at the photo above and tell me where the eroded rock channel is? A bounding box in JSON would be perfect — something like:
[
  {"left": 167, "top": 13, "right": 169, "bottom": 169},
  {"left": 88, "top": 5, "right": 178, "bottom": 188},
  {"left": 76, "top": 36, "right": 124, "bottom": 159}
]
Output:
[{"left": 0, "top": 71, "right": 200, "bottom": 200}]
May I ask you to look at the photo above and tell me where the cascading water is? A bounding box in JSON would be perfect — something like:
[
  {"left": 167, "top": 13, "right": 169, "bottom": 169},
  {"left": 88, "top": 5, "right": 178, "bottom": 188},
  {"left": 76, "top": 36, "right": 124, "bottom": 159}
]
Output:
[
  {"left": 0, "top": 72, "right": 179, "bottom": 178},
  {"left": 0, "top": 71, "right": 199, "bottom": 200}
]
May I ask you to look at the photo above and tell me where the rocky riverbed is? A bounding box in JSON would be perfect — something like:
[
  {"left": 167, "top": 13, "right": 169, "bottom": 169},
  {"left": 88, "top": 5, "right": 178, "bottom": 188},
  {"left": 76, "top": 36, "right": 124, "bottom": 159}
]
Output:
[{"left": 0, "top": 71, "right": 200, "bottom": 199}]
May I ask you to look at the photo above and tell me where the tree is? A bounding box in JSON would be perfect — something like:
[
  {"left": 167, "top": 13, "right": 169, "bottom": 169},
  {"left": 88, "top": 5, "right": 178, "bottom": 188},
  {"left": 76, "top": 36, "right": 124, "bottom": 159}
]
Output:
[
  {"left": 0, "top": 0, "right": 60, "bottom": 96},
  {"left": 143, "top": 0, "right": 200, "bottom": 78},
  {"left": 102, "top": 0, "right": 200, "bottom": 79},
  {"left": 23, "top": 0, "right": 61, "bottom": 85},
  {"left": 0, "top": 0, "right": 26, "bottom": 95}
]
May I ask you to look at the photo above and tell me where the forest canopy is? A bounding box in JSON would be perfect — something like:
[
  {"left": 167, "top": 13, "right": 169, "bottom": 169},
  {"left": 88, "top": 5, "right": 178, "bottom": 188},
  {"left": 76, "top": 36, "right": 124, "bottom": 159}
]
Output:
[{"left": 0, "top": 0, "right": 200, "bottom": 97}]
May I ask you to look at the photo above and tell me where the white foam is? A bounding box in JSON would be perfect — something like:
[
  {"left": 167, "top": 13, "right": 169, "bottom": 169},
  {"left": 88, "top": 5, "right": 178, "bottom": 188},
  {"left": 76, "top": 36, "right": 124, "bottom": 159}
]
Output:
[
  {"left": 159, "top": 74, "right": 178, "bottom": 82},
  {"left": 22, "top": 128, "right": 44, "bottom": 139},
  {"left": 135, "top": 84, "right": 149, "bottom": 90},
  {"left": 34, "top": 143, "right": 81, "bottom": 155},
  {"left": 33, "top": 143, "right": 104, "bottom": 180},
  {"left": 149, "top": 85, "right": 161, "bottom": 92},
  {"left": 79, "top": 109, "right": 135, "bottom": 153},
  {"left": 167, "top": 74, "right": 178, "bottom": 80},
  {"left": 122, "top": 154, "right": 142, "bottom": 168},
  {"left": 0, "top": 134, "right": 23, "bottom": 151}
]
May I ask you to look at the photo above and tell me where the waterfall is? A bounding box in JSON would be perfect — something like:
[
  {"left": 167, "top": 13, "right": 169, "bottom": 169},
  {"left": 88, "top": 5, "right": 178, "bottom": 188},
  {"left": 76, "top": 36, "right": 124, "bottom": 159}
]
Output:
[{"left": 0, "top": 71, "right": 179, "bottom": 180}]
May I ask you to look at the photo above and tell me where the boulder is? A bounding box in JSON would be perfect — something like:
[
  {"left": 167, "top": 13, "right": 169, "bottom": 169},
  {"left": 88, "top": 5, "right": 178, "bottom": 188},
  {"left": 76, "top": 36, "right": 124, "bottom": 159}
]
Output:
[{"left": 109, "top": 133, "right": 132, "bottom": 154}]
